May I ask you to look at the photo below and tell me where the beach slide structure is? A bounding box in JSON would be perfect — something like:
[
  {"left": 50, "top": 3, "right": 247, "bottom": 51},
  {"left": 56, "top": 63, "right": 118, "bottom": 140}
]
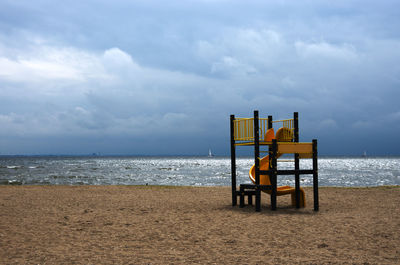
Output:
[
  {"left": 248, "top": 127, "right": 306, "bottom": 207},
  {"left": 230, "top": 111, "right": 318, "bottom": 212}
]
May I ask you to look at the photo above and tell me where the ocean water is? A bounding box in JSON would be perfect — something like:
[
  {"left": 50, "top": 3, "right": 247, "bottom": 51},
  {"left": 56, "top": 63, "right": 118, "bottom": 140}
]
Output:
[{"left": 0, "top": 156, "right": 399, "bottom": 187}]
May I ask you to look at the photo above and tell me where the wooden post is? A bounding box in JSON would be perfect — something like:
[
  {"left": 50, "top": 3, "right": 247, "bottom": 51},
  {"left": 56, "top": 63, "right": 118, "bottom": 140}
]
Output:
[
  {"left": 270, "top": 139, "right": 278, "bottom": 210},
  {"left": 294, "top": 112, "right": 299, "bottom": 142},
  {"left": 248, "top": 194, "right": 253, "bottom": 205},
  {"left": 294, "top": 112, "right": 300, "bottom": 208},
  {"left": 268, "top": 115, "right": 272, "bottom": 130},
  {"left": 254, "top": 110, "right": 261, "bottom": 212},
  {"left": 313, "top": 139, "right": 319, "bottom": 211},
  {"left": 239, "top": 186, "right": 244, "bottom": 208},
  {"left": 230, "top": 115, "right": 237, "bottom": 206},
  {"left": 294, "top": 153, "right": 300, "bottom": 208}
]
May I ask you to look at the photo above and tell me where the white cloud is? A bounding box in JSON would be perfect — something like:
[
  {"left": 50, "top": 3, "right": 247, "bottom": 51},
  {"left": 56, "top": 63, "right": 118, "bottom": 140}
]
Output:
[
  {"left": 295, "top": 41, "right": 358, "bottom": 61},
  {"left": 102, "top": 48, "right": 139, "bottom": 72},
  {"left": 0, "top": 31, "right": 398, "bottom": 144},
  {"left": 211, "top": 56, "right": 257, "bottom": 76},
  {"left": 196, "top": 40, "right": 222, "bottom": 60},
  {"left": 0, "top": 42, "right": 218, "bottom": 138},
  {"left": 0, "top": 45, "right": 109, "bottom": 85},
  {"left": 200, "top": 28, "right": 288, "bottom": 76}
]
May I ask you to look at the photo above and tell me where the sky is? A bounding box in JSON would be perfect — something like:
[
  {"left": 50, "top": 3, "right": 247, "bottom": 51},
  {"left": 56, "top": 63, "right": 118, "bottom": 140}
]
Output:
[{"left": 0, "top": 0, "right": 400, "bottom": 156}]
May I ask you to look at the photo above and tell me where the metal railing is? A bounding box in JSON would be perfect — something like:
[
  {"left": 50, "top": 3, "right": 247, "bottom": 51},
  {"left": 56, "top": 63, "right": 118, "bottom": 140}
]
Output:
[
  {"left": 273, "top": 119, "right": 294, "bottom": 142},
  {"left": 233, "top": 117, "right": 294, "bottom": 142}
]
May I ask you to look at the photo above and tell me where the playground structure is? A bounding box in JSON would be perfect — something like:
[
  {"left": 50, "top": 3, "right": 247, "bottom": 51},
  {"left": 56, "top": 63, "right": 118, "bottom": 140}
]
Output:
[{"left": 230, "top": 111, "right": 319, "bottom": 212}]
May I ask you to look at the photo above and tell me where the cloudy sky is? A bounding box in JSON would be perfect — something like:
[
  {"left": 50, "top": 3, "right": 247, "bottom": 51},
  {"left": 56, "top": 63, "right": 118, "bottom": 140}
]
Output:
[{"left": 0, "top": 0, "right": 399, "bottom": 156}]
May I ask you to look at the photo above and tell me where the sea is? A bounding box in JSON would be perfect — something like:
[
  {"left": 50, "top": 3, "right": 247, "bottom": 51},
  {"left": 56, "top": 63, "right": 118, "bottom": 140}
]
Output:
[{"left": 0, "top": 156, "right": 399, "bottom": 187}]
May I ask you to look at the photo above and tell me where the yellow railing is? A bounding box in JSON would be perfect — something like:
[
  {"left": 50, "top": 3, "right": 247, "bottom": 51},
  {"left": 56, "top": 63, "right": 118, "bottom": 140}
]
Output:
[
  {"left": 234, "top": 117, "right": 294, "bottom": 142},
  {"left": 233, "top": 118, "right": 254, "bottom": 141},
  {"left": 273, "top": 119, "right": 294, "bottom": 142}
]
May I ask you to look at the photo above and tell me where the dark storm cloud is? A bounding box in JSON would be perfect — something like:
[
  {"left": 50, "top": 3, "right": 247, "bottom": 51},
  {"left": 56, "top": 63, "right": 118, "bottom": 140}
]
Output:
[{"left": 0, "top": 0, "right": 399, "bottom": 155}]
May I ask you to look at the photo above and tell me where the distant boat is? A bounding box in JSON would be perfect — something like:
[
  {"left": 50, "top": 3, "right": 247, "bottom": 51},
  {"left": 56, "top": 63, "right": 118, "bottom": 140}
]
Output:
[
  {"left": 362, "top": 151, "right": 367, "bottom": 158},
  {"left": 208, "top": 149, "right": 214, "bottom": 157}
]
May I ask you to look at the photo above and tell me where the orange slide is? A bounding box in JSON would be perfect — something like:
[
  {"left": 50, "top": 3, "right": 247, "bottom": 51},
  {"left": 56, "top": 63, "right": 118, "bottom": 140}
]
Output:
[{"left": 248, "top": 128, "right": 306, "bottom": 207}]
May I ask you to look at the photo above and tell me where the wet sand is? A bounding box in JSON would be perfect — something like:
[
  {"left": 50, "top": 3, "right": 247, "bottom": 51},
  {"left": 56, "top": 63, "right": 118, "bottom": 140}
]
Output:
[{"left": 0, "top": 185, "right": 399, "bottom": 264}]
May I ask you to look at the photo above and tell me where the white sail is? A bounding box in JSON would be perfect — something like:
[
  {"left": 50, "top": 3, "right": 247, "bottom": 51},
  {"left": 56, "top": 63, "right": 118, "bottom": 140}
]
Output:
[{"left": 208, "top": 149, "right": 213, "bottom": 157}]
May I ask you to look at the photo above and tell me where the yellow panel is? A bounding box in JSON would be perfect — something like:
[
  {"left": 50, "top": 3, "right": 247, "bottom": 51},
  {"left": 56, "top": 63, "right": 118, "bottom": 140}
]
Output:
[
  {"left": 299, "top": 153, "right": 313, "bottom": 158},
  {"left": 277, "top": 143, "right": 313, "bottom": 154},
  {"left": 234, "top": 142, "right": 254, "bottom": 146}
]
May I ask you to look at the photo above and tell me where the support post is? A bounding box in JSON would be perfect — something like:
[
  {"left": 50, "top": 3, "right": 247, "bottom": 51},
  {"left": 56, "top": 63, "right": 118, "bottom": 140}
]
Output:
[
  {"left": 294, "top": 153, "right": 300, "bottom": 208},
  {"left": 239, "top": 186, "right": 244, "bottom": 208},
  {"left": 254, "top": 110, "right": 261, "bottom": 212},
  {"left": 313, "top": 139, "right": 319, "bottom": 211},
  {"left": 230, "top": 115, "right": 237, "bottom": 206},
  {"left": 268, "top": 115, "right": 272, "bottom": 130},
  {"left": 270, "top": 139, "right": 278, "bottom": 210},
  {"left": 248, "top": 194, "right": 253, "bottom": 205},
  {"left": 294, "top": 112, "right": 300, "bottom": 208},
  {"left": 294, "top": 112, "right": 299, "bottom": 142}
]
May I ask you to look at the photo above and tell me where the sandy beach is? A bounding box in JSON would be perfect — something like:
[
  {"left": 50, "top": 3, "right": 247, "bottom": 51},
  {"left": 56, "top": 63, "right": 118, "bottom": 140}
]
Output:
[{"left": 0, "top": 185, "right": 399, "bottom": 264}]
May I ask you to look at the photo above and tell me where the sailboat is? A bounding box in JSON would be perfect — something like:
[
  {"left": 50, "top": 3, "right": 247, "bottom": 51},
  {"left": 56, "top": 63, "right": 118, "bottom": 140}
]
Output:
[
  {"left": 362, "top": 151, "right": 367, "bottom": 158},
  {"left": 208, "top": 148, "right": 214, "bottom": 157}
]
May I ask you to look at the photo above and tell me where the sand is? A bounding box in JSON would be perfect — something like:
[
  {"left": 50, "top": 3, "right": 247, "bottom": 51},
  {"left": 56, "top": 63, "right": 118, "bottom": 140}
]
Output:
[{"left": 0, "top": 185, "right": 399, "bottom": 264}]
